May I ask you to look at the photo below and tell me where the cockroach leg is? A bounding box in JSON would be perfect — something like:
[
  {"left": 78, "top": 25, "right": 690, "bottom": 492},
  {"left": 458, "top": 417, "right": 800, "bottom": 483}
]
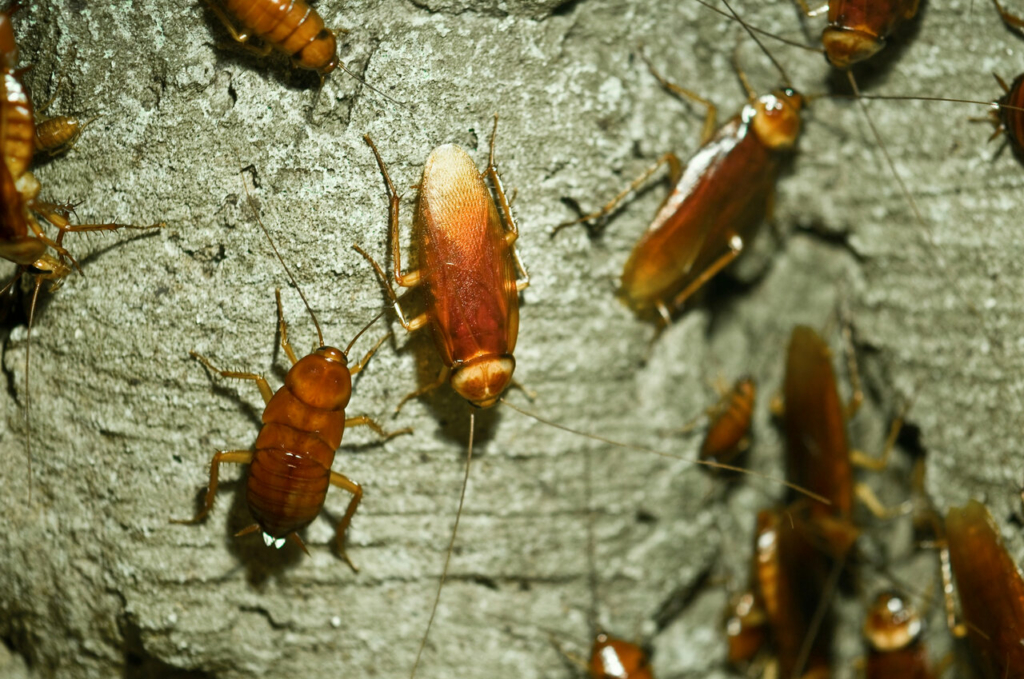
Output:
[
  {"left": 344, "top": 414, "right": 411, "bottom": 441},
  {"left": 352, "top": 244, "right": 428, "bottom": 332},
  {"left": 850, "top": 415, "right": 904, "bottom": 472},
  {"left": 669, "top": 235, "right": 744, "bottom": 310},
  {"left": 793, "top": 0, "right": 830, "bottom": 17},
  {"left": 348, "top": 332, "right": 390, "bottom": 376},
  {"left": 274, "top": 289, "right": 300, "bottom": 365},
  {"left": 362, "top": 135, "right": 421, "bottom": 289},
  {"left": 731, "top": 44, "right": 759, "bottom": 103},
  {"left": 190, "top": 350, "right": 274, "bottom": 405},
  {"left": 838, "top": 305, "right": 865, "bottom": 418},
  {"left": 170, "top": 450, "right": 253, "bottom": 524},
  {"left": 394, "top": 365, "right": 450, "bottom": 414},
  {"left": 288, "top": 532, "right": 310, "bottom": 556},
  {"left": 552, "top": 152, "right": 683, "bottom": 235},
  {"left": 481, "top": 118, "right": 530, "bottom": 291},
  {"left": 641, "top": 48, "right": 718, "bottom": 145},
  {"left": 203, "top": 0, "right": 254, "bottom": 43},
  {"left": 328, "top": 471, "right": 364, "bottom": 572},
  {"left": 992, "top": 0, "right": 1024, "bottom": 32}
]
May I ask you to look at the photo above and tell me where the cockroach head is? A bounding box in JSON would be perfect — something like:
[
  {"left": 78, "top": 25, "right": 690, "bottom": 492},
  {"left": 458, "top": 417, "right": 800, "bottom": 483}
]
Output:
[
  {"left": 30, "top": 254, "right": 71, "bottom": 285},
  {"left": 286, "top": 349, "right": 353, "bottom": 411},
  {"left": 450, "top": 355, "right": 516, "bottom": 409},
  {"left": 821, "top": 27, "right": 884, "bottom": 70},
  {"left": 751, "top": 88, "right": 804, "bottom": 151},
  {"left": 862, "top": 591, "right": 922, "bottom": 652}
]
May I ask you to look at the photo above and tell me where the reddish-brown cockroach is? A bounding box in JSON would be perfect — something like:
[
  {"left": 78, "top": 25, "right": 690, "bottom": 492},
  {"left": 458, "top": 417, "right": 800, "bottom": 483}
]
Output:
[
  {"left": 586, "top": 635, "right": 654, "bottom": 679},
  {"left": 700, "top": 376, "right": 756, "bottom": 467},
  {"left": 862, "top": 591, "right": 934, "bottom": 679},
  {"left": 753, "top": 506, "right": 834, "bottom": 679},
  {"left": 551, "top": 43, "right": 803, "bottom": 325},
  {"left": 723, "top": 588, "right": 769, "bottom": 667},
  {"left": 206, "top": 0, "right": 340, "bottom": 85},
  {"left": 172, "top": 169, "right": 408, "bottom": 569},
  {"left": 793, "top": 0, "right": 919, "bottom": 69},
  {"left": 0, "top": 1, "right": 163, "bottom": 498},
  {"left": 781, "top": 325, "right": 904, "bottom": 557},
  {"left": 944, "top": 500, "right": 1024, "bottom": 678},
  {"left": 353, "top": 115, "right": 529, "bottom": 677}
]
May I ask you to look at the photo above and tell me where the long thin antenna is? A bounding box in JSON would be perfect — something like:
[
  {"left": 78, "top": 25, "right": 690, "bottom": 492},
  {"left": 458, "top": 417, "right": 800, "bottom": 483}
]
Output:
[
  {"left": 338, "top": 63, "right": 410, "bottom": 110},
  {"left": 833, "top": 92, "right": 1024, "bottom": 113},
  {"left": 236, "top": 163, "right": 325, "bottom": 348},
  {"left": 24, "top": 276, "right": 40, "bottom": 502},
  {"left": 343, "top": 309, "right": 384, "bottom": 357},
  {"left": 720, "top": 0, "right": 793, "bottom": 87},
  {"left": 694, "top": 0, "right": 824, "bottom": 53},
  {"left": 500, "top": 399, "right": 830, "bottom": 505},
  {"left": 410, "top": 409, "right": 475, "bottom": 679}
]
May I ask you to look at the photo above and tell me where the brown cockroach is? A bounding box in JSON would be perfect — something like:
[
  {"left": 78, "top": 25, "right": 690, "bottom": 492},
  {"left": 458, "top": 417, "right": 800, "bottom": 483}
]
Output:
[
  {"left": 353, "top": 115, "right": 529, "bottom": 677},
  {"left": 700, "top": 376, "right": 756, "bottom": 468},
  {"left": 586, "top": 635, "right": 654, "bottom": 679},
  {"left": 205, "top": 0, "right": 340, "bottom": 85},
  {"left": 0, "top": 1, "right": 163, "bottom": 498},
  {"left": 753, "top": 506, "right": 836, "bottom": 679},
  {"left": 943, "top": 500, "right": 1024, "bottom": 678},
  {"left": 862, "top": 590, "right": 935, "bottom": 679},
  {"left": 793, "top": 0, "right": 919, "bottom": 69},
  {"left": 33, "top": 113, "right": 97, "bottom": 157},
  {"left": 172, "top": 169, "right": 407, "bottom": 569},
  {"left": 551, "top": 36, "right": 803, "bottom": 325}
]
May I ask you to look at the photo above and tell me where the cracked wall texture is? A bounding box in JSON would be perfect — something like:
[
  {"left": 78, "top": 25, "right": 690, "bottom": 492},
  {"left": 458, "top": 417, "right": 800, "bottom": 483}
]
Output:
[{"left": 0, "top": 0, "right": 1021, "bottom": 677}]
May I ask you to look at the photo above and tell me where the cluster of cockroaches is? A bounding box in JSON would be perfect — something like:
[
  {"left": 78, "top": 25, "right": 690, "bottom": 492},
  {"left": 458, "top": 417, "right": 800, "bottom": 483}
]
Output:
[{"left": 6, "top": 0, "right": 1024, "bottom": 676}]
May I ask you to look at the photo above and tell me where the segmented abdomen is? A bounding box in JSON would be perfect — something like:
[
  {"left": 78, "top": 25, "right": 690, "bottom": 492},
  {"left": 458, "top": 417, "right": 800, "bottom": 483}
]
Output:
[{"left": 220, "top": 0, "right": 332, "bottom": 71}]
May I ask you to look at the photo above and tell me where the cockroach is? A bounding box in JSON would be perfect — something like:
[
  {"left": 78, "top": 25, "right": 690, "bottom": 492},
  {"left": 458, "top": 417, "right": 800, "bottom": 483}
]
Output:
[
  {"left": 587, "top": 635, "right": 654, "bottom": 679},
  {"left": 862, "top": 590, "right": 934, "bottom": 679},
  {"left": 753, "top": 506, "right": 834, "bottom": 679},
  {"left": 551, "top": 42, "right": 803, "bottom": 325},
  {"left": 985, "top": 73, "right": 1024, "bottom": 158},
  {"left": 944, "top": 500, "right": 1024, "bottom": 678},
  {"left": 172, "top": 168, "right": 407, "bottom": 569},
  {"left": 353, "top": 115, "right": 529, "bottom": 677},
  {"left": 0, "top": 1, "right": 163, "bottom": 498},
  {"left": 781, "top": 325, "right": 905, "bottom": 557},
  {"left": 723, "top": 588, "right": 769, "bottom": 666},
  {"left": 793, "top": 0, "right": 919, "bottom": 69},
  {"left": 205, "top": 0, "right": 340, "bottom": 85},
  {"left": 34, "top": 114, "right": 96, "bottom": 157},
  {"left": 700, "top": 376, "right": 756, "bottom": 468}
]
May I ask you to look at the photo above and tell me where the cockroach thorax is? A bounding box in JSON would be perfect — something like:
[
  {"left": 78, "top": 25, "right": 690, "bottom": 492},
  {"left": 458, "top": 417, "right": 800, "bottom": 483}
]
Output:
[
  {"left": 863, "top": 591, "right": 922, "bottom": 652},
  {"left": 751, "top": 89, "right": 804, "bottom": 151},
  {"left": 450, "top": 355, "right": 515, "bottom": 409},
  {"left": 821, "top": 27, "right": 884, "bottom": 70}
]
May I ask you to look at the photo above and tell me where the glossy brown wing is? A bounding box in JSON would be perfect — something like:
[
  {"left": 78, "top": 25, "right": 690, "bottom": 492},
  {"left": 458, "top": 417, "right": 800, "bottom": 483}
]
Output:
[
  {"left": 946, "top": 501, "right": 1024, "bottom": 679},
  {"left": 620, "top": 115, "right": 776, "bottom": 309},
  {"left": 755, "top": 507, "right": 834, "bottom": 679},
  {"left": 828, "top": 0, "right": 919, "bottom": 37},
  {"left": 999, "top": 74, "right": 1024, "bottom": 154},
  {"left": 783, "top": 326, "right": 853, "bottom": 517},
  {"left": 589, "top": 636, "right": 653, "bottom": 679},
  {"left": 416, "top": 144, "right": 519, "bottom": 367}
]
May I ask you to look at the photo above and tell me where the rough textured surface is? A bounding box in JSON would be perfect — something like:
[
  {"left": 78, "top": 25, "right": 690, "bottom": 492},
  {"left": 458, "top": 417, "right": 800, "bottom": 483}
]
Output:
[{"left": 0, "top": 0, "right": 1021, "bottom": 677}]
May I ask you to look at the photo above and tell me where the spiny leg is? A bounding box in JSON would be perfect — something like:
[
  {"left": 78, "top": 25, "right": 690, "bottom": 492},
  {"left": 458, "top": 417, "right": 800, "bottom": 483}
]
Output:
[
  {"left": 551, "top": 152, "right": 682, "bottom": 236},
  {"left": 171, "top": 450, "right": 253, "bottom": 524},
  {"left": 641, "top": 48, "right": 718, "bottom": 145},
  {"left": 190, "top": 350, "right": 273, "bottom": 405},
  {"left": 394, "top": 365, "right": 450, "bottom": 414},
  {"left": 993, "top": 0, "right": 1024, "bottom": 32},
  {"left": 362, "top": 134, "right": 421, "bottom": 288},
  {"left": 346, "top": 414, "right": 412, "bottom": 440},
  {"left": 352, "top": 244, "right": 429, "bottom": 333},
  {"left": 329, "top": 471, "right": 364, "bottom": 572},
  {"left": 668, "top": 234, "right": 745, "bottom": 311},
  {"left": 274, "top": 288, "right": 300, "bottom": 365},
  {"left": 349, "top": 332, "right": 389, "bottom": 376}
]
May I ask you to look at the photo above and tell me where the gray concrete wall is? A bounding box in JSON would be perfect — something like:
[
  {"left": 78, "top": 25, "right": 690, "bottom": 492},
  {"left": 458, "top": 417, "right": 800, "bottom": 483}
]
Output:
[{"left": 0, "top": 0, "right": 1020, "bottom": 677}]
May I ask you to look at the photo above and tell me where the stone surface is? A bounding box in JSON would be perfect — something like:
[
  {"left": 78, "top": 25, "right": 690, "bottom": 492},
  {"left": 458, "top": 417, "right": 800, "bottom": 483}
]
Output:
[{"left": 0, "top": 0, "right": 1021, "bottom": 677}]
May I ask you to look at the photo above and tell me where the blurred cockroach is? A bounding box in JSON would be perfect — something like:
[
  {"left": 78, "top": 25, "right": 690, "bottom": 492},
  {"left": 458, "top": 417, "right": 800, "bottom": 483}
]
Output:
[
  {"left": 985, "top": 73, "right": 1024, "bottom": 157},
  {"left": 700, "top": 376, "right": 756, "bottom": 468},
  {"left": 862, "top": 590, "right": 934, "bottom": 679},
  {"left": 794, "top": 0, "right": 919, "bottom": 69},
  {"left": 353, "top": 115, "right": 529, "bottom": 677},
  {"left": 551, "top": 39, "right": 803, "bottom": 325},
  {"left": 0, "top": 1, "right": 163, "bottom": 499},
  {"left": 943, "top": 500, "right": 1024, "bottom": 678},
  {"left": 586, "top": 635, "right": 654, "bottom": 679},
  {"left": 781, "top": 325, "right": 905, "bottom": 557},
  {"left": 753, "top": 506, "right": 835, "bottom": 679},
  {"left": 172, "top": 168, "right": 408, "bottom": 569}
]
